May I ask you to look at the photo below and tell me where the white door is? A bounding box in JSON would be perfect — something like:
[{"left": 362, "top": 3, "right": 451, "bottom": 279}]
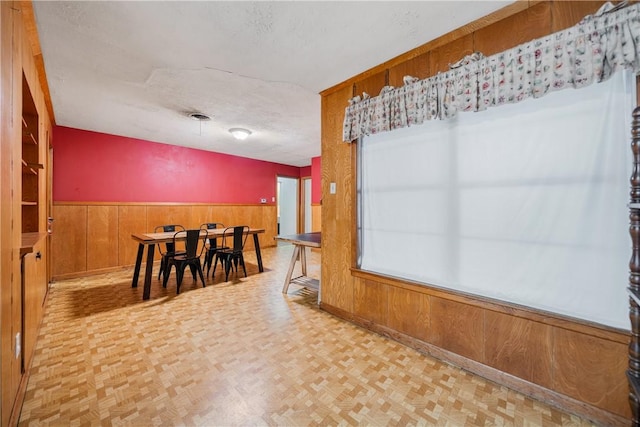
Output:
[
  {"left": 304, "top": 178, "right": 312, "bottom": 233},
  {"left": 277, "top": 176, "right": 298, "bottom": 236}
]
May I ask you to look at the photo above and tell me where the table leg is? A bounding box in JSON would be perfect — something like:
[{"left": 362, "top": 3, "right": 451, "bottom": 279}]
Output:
[
  {"left": 282, "top": 245, "right": 301, "bottom": 294},
  {"left": 143, "top": 244, "right": 155, "bottom": 300},
  {"left": 132, "top": 243, "right": 144, "bottom": 288},
  {"left": 253, "top": 233, "right": 264, "bottom": 272},
  {"left": 300, "top": 246, "right": 307, "bottom": 276}
]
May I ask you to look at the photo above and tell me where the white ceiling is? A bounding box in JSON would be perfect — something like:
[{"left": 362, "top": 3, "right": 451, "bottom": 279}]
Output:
[{"left": 33, "top": 1, "right": 513, "bottom": 167}]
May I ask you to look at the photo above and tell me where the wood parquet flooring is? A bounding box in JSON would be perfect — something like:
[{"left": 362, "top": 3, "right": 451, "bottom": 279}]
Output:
[{"left": 19, "top": 245, "right": 595, "bottom": 426}]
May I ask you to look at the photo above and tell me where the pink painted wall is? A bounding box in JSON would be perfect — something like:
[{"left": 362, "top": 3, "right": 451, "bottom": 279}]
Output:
[
  {"left": 53, "top": 126, "right": 305, "bottom": 204},
  {"left": 311, "top": 156, "right": 321, "bottom": 204}
]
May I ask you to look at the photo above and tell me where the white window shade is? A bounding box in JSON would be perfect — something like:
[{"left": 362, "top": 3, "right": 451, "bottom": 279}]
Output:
[{"left": 359, "top": 70, "right": 635, "bottom": 329}]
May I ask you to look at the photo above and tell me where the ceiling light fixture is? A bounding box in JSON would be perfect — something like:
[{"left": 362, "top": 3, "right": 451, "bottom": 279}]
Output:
[
  {"left": 188, "top": 112, "right": 211, "bottom": 121},
  {"left": 229, "top": 128, "right": 252, "bottom": 140}
]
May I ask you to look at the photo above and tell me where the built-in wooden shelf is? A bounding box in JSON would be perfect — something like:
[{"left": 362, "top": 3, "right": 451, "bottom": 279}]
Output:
[
  {"left": 19, "top": 232, "right": 47, "bottom": 257},
  {"left": 21, "top": 160, "right": 42, "bottom": 176}
]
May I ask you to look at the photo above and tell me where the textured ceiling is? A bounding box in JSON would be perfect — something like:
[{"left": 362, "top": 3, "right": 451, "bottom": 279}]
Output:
[{"left": 33, "top": 1, "right": 513, "bottom": 167}]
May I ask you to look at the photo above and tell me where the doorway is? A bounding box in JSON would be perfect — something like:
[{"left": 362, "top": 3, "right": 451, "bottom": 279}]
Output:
[
  {"left": 277, "top": 176, "right": 298, "bottom": 239},
  {"left": 301, "top": 177, "right": 312, "bottom": 233}
]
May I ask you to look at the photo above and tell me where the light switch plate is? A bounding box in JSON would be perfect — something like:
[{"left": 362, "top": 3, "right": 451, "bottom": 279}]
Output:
[{"left": 330, "top": 182, "right": 336, "bottom": 194}]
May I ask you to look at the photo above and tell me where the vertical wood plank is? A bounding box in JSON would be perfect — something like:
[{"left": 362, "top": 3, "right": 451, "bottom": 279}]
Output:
[
  {"left": 551, "top": 1, "right": 605, "bottom": 32},
  {"left": 353, "top": 279, "right": 388, "bottom": 325},
  {"left": 51, "top": 205, "right": 87, "bottom": 276},
  {"left": 484, "top": 311, "right": 553, "bottom": 388},
  {"left": 146, "top": 205, "right": 191, "bottom": 261},
  {"left": 311, "top": 205, "right": 321, "bottom": 232},
  {"left": 321, "top": 85, "right": 354, "bottom": 312},
  {"left": 354, "top": 71, "right": 387, "bottom": 99},
  {"left": 388, "top": 52, "right": 430, "bottom": 87},
  {"left": 387, "top": 286, "right": 430, "bottom": 342},
  {"left": 118, "top": 205, "right": 147, "bottom": 268},
  {"left": 86, "top": 205, "right": 118, "bottom": 271},
  {"left": 474, "top": 2, "right": 551, "bottom": 57},
  {"left": 429, "top": 34, "right": 473, "bottom": 75},
  {"left": 430, "top": 297, "right": 484, "bottom": 362},
  {"left": 553, "top": 328, "right": 629, "bottom": 417}
]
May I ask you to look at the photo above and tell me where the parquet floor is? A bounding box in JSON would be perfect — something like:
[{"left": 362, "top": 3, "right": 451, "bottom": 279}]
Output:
[{"left": 19, "top": 245, "right": 595, "bottom": 426}]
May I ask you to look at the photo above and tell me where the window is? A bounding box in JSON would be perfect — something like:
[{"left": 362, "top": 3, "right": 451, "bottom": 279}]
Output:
[{"left": 358, "top": 71, "right": 635, "bottom": 329}]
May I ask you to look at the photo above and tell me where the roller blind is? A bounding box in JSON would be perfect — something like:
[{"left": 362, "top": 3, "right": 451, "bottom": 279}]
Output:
[{"left": 358, "top": 70, "right": 635, "bottom": 329}]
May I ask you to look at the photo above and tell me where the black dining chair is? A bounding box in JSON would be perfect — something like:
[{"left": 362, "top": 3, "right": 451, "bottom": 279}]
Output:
[
  {"left": 200, "top": 222, "right": 229, "bottom": 277},
  {"left": 162, "top": 227, "right": 207, "bottom": 294},
  {"left": 154, "top": 224, "right": 186, "bottom": 281},
  {"left": 212, "top": 225, "right": 250, "bottom": 281}
]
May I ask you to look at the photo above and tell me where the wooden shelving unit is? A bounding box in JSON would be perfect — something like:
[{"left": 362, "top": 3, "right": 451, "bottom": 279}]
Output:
[{"left": 21, "top": 74, "right": 40, "bottom": 234}]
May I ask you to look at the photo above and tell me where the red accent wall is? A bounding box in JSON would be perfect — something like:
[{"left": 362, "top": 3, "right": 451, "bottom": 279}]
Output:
[
  {"left": 311, "top": 156, "right": 321, "bottom": 204},
  {"left": 300, "top": 166, "right": 311, "bottom": 177},
  {"left": 53, "top": 126, "right": 304, "bottom": 204}
]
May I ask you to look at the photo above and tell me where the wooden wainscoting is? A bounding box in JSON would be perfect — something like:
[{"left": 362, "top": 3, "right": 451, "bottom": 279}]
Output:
[
  {"left": 321, "top": 271, "right": 629, "bottom": 425},
  {"left": 318, "top": 1, "right": 622, "bottom": 424},
  {"left": 52, "top": 202, "right": 278, "bottom": 279}
]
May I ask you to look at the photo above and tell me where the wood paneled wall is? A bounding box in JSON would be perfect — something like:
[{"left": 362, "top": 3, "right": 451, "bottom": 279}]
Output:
[
  {"left": 311, "top": 204, "right": 321, "bottom": 232},
  {"left": 319, "top": 1, "right": 628, "bottom": 425},
  {"left": 1, "top": 1, "right": 53, "bottom": 425},
  {"left": 52, "top": 203, "right": 278, "bottom": 279}
]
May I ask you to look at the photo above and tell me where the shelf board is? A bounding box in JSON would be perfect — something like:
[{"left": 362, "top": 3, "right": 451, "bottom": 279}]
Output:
[
  {"left": 21, "top": 201, "right": 37, "bottom": 206},
  {"left": 22, "top": 132, "right": 37, "bottom": 145},
  {"left": 290, "top": 276, "right": 320, "bottom": 291},
  {"left": 21, "top": 161, "right": 40, "bottom": 176}
]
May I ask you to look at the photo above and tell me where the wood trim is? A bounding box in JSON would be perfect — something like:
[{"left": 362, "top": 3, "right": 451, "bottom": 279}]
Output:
[
  {"left": 52, "top": 264, "right": 137, "bottom": 281},
  {"left": 351, "top": 268, "right": 627, "bottom": 344},
  {"left": 320, "top": 301, "right": 627, "bottom": 427},
  {"left": 53, "top": 201, "right": 274, "bottom": 207},
  {"left": 18, "top": 1, "right": 55, "bottom": 125},
  {"left": 320, "top": 1, "right": 531, "bottom": 96}
]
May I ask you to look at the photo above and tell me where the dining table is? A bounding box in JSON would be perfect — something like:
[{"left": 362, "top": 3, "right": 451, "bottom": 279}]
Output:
[
  {"left": 275, "top": 232, "right": 321, "bottom": 298},
  {"left": 131, "top": 227, "right": 265, "bottom": 300}
]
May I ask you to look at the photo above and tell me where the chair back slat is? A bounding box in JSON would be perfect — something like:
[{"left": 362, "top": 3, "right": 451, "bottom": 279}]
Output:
[
  {"left": 173, "top": 229, "right": 205, "bottom": 259},
  {"left": 201, "top": 222, "right": 225, "bottom": 249},
  {"left": 155, "top": 224, "right": 185, "bottom": 254},
  {"left": 229, "top": 225, "right": 249, "bottom": 252}
]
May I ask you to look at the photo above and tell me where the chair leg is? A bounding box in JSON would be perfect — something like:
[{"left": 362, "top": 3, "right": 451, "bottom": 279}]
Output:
[
  {"left": 204, "top": 250, "right": 212, "bottom": 277},
  {"left": 176, "top": 263, "right": 186, "bottom": 294},
  {"left": 158, "top": 256, "right": 164, "bottom": 280},
  {"left": 188, "top": 263, "right": 197, "bottom": 281},
  {"left": 212, "top": 254, "right": 219, "bottom": 277},
  {"left": 240, "top": 253, "right": 247, "bottom": 277},
  {"left": 162, "top": 262, "right": 173, "bottom": 288},
  {"left": 196, "top": 260, "right": 205, "bottom": 286},
  {"left": 224, "top": 255, "right": 232, "bottom": 281}
]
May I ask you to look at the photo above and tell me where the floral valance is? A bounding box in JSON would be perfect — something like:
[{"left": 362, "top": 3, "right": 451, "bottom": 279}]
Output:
[{"left": 343, "top": 1, "right": 640, "bottom": 142}]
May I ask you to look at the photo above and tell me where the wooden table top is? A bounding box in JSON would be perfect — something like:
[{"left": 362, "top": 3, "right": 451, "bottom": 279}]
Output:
[
  {"left": 132, "top": 227, "right": 265, "bottom": 245},
  {"left": 275, "top": 232, "right": 321, "bottom": 248}
]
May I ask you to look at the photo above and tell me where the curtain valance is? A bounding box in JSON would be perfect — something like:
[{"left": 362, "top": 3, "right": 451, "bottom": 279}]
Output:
[{"left": 343, "top": 1, "right": 640, "bottom": 142}]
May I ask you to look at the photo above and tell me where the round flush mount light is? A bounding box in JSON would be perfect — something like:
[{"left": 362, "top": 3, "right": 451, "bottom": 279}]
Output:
[
  {"left": 188, "top": 112, "right": 211, "bottom": 121},
  {"left": 229, "top": 128, "right": 252, "bottom": 140}
]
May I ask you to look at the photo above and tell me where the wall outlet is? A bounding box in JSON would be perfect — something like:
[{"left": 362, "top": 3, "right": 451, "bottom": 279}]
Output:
[
  {"left": 260, "top": 198, "right": 267, "bottom": 204},
  {"left": 272, "top": 197, "right": 275, "bottom": 202}
]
